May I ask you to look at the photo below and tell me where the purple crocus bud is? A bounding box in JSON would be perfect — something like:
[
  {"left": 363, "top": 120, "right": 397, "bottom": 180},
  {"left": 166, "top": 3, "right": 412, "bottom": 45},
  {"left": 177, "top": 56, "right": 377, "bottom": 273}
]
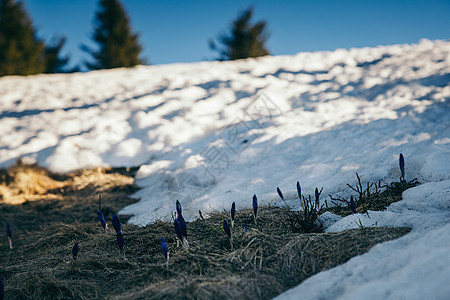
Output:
[
  {"left": 176, "top": 200, "right": 182, "bottom": 218},
  {"left": 180, "top": 216, "right": 188, "bottom": 247},
  {"left": 223, "top": 219, "right": 231, "bottom": 238},
  {"left": 315, "top": 187, "right": 320, "bottom": 208},
  {"left": 117, "top": 232, "right": 124, "bottom": 251},
  {"left": 223, "top": 219, "right": 234, "bottom": 250},
  {"left": 97, "top": 210, "right": 106, "bottom": 231},
  {"left": 199, "top": 210, "right": 205, "bottom": 221},
  {"left": 253, "top": 194, "right": 258, "bottom": 220},
  {"left": 399, "top": 153, "right": 405, "bottom": 180},
  {"left": 176, "top": 216, "right": 189, "bottom": 249},
  {"left": 179, "top": 216, "right": 187, "bottom": 238},
  {"left": 277, "top": 187, "right": 290, "bottom": 209},
  {"left": 350, "top": 196, "right": 356, "bottom": 214},
  {"left": 174, "top": 218, "right": 183, "bottom": 242},
  {"left": 6, "top": 223, "right": 11, "bottom": 239},
  {"left": 277, "top": 187, "right": 284, "bottom": 201},
  {"left": 112, "top": 215, "right": 121, "bottom": 233},
  {"left": 161, "top": 236, "right": 169, "bottom": 268},
  {"left": 296, "top": 181, "right": 301, "bottom": 199},
  {"left": 161, "top": 236, "right": 168, "bottom": 260},
  {"left": 72, "top": 242, "right": 79, "bottom": 261},
  {"left": 230, "top": 202, "right": 236, "bottom": 223}
]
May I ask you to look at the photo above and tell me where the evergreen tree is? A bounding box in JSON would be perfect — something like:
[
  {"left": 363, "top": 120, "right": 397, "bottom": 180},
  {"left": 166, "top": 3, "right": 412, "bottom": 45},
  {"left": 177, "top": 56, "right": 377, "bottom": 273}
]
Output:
[
  {"left": 210, "top": 7, "right": 270, "bottom": 60},
  {"left": 0, "top": 0, "right": 45, "bottom": 76},
  {"left": 44, "top": 36, "right": 78, "bottom": 74},
  {"left": 0, "top": 0, "right": 73, "bottom": 76},
  {"left": 83, "top": 0, "right": 146, "bottom": 70}
]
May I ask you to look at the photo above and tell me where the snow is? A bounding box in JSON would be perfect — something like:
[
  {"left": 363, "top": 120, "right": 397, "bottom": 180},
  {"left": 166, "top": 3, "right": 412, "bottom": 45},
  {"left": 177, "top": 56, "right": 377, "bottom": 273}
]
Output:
[
  {"left": 0, "top": 39, "right": 449, "bottom": 299},
  {"left": 276, "top": 180, "right": 450, "bottom": 300}
]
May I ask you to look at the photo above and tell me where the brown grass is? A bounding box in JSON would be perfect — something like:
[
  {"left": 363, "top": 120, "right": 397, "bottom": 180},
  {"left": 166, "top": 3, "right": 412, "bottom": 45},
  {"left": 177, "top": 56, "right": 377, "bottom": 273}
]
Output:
[
  {"left": 0, "top": 164, "right": 413, "bottom": 299},
  {"left": 327, "top": 172, "right": 420, "bottom": 216},
  {"left": 0, "top": 160, "right": 136, "bottom": 205},
  {"left": 0, "top": 161, "right": 65, "bottom": 204}
]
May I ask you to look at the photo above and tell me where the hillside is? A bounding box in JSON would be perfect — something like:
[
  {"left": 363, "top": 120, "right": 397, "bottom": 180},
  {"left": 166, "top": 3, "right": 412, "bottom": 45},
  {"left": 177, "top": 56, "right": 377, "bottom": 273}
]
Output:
[{"left": 1, "top": 39, "right": 449, "bottom": 299}]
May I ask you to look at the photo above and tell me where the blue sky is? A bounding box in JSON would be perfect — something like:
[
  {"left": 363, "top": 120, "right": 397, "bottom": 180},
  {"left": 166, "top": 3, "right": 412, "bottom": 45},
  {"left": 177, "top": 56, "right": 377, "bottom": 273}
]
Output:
[{"left": 23, "top": 0, "right": 450, "bottom": 69}]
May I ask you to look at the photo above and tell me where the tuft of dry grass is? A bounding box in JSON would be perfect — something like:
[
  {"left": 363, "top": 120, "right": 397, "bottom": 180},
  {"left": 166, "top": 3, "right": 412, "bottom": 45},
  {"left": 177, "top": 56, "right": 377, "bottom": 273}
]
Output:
[
  {"left": 327, "top": 172, "right": 420, "bottom": 216},
  {"left": 0, "top": 161, "right": 137, "bottom": 205},
  {"left": 67, "top": 167, "right": 136, "bottom": 192},
  {"left": 0, "top": 161, "right": 65, "bottom": 204}
]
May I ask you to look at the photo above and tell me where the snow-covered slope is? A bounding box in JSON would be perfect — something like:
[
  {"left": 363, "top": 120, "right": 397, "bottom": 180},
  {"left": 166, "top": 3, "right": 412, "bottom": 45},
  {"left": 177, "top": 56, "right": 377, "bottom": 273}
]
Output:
[
  {"left": 1, "top": 39, "right": 449, "bottom": 299},
  {"left": 1, "top": 39, "right": 448, "bottom": 224}
]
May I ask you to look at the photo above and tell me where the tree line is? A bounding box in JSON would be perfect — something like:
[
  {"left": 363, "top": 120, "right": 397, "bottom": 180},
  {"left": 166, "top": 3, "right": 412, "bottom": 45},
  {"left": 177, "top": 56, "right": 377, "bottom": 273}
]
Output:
[{"left": 0, "top": 0, "right": 270, "bottom": 77}]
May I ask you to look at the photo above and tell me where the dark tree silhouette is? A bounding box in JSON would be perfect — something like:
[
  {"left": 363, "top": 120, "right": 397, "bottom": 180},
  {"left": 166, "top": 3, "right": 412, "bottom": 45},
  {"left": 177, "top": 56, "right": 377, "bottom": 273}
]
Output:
[
  {"left": 83, "top": 0, "right": 146, "bottom": 70},
  {"left": 44, "top": 36, "right": 78, "bottom": 73},
  {"left": 210, "top": 7, "right": 270, "bottom": 60},
  {"left": 0, "top": 0, "right": 73, "bottom": 76},
  {"left": 0, "top": 0, "right": 45, "bottom": 76}
]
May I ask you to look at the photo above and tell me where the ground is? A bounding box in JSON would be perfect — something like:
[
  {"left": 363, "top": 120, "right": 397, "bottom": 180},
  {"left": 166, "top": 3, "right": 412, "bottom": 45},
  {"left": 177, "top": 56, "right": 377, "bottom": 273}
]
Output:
[{"left": 1, "top": 163, "right": 412, "bottom": 299}]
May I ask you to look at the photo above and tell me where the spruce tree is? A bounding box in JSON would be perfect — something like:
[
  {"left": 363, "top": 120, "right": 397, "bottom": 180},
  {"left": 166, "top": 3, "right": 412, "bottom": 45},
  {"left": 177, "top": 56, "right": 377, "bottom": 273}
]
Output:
[
  {"left": 44, "top": 36, "right": 77, "bottom": 74},
  {"left": 210, "top": 7, "right": 270, "bottom": 60},
  {"left": 0, "top": 0, "right": 73, "bottom": 76},
  {"left": 83, "top": 0, "right": 146, "bottom": 70},
  {"left": 0, "top": 0, "right": 45, "bottom": 76}
]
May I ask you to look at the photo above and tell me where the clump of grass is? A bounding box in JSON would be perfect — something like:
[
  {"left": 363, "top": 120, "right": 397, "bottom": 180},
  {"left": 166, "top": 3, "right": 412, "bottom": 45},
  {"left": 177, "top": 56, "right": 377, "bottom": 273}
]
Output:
[
  {"left": 281, "top": 183, "right": 325, "bottom": 233},
  {"left": 328, "top": 172, "right": 419, "bottom": 216},
  {"left": 0, "top": 159, "right": 66, "bottom": 204}
]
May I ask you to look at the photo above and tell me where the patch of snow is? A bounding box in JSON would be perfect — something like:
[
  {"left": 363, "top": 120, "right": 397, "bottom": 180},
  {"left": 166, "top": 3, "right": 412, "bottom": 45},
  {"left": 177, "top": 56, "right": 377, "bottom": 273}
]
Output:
[{"left": 276, "top": 180, "right": 450, "bottom": 300}]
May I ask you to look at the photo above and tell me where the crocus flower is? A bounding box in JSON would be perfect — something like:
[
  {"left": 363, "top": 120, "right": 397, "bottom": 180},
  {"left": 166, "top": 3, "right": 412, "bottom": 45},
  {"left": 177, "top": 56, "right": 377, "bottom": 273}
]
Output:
[
  {"left": 176, "top": 200, "right": 183, "bottom": 218},
  {"left": 117, "top": 231, "right": 125, "bottom": 259},
  {"left": 277, "top": 187, "right": 290, "bottom": 209},
  {"left": 199, "top": 210, "right": 205, "bottom": 221},
  {"left": 179, "top": 216, "right": 187, "bottom": 238},
  {"left": 97, "top": 210, "right": 106, "bottom": 232},
  {"left": 230, "top": 202, "right": 236, "bottom": 226},
  {"left": 297, "top": 181, "right": 302, "bottom": 199},
  {"left": 223, "top": 219, "right": 233, "bottom": 250},
  {"left": 253, "top": 194, "right": 258, "bottom": 223},
  {"left": 112, "top": 214, "right": 121, "bottom": 233},
  {"left": 6, "top": 223, "right": 11, "bottom": 238},
  {"left": 72, "top": 242, "right": 79, "bottom": 261},
  {"left": 399, "top": 153, "right": 405, "bottom": 181},
  {"left": 161, "top": 236, "right": 169, "bottom": 268},
  {"left": 223, "top": 219, "right": 231, "bottom": 238},
  {"left": 6, "top": 223, "right": 12, "bottom": 249},
  {"left": 174, "top": 218, "right": 183, "bottom": 242},
  {"left": 174, "top": 218, "right": 188, "bottom": 249},
  {"left": 350, "top": 196, "right": 356, "bottom": 214},
  {"left": 179, "top": 215, "right": 189, "bottom": 249}
]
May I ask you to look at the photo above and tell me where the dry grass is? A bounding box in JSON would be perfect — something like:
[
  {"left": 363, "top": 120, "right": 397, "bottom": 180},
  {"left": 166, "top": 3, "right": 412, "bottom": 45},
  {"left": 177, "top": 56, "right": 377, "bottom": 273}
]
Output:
[
  {"left": 0, "top": 161, "right": 136, "bottom": 205},
  {"left": 0, "top": 161, "right": 65, "bottom": 204},
  {"left": 327, "top": 172, "right": 420, "bottom": 216},
  {"left": 1, "top": 211, "right": 410, "bottom": 300},
  {"left": 0, "top": 164, "right": 414, "bottom": 299}
]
